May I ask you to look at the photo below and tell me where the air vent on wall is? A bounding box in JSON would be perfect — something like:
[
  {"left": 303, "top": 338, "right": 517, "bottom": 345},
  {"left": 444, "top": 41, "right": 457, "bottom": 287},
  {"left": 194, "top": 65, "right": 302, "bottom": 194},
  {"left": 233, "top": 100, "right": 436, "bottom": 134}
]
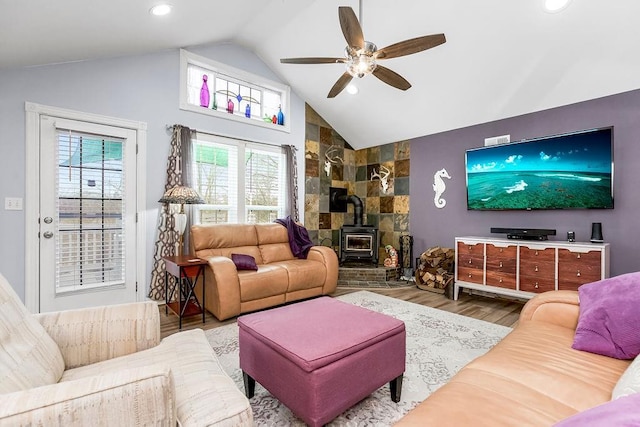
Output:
[{"left": 484, "top": 134, "right": 511, "bottom": 146}]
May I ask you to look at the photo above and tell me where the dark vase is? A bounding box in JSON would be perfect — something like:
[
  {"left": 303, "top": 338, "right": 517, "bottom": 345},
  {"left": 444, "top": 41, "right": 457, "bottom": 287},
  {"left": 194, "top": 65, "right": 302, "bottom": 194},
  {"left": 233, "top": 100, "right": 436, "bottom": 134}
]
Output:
[{"left": 200, "top": 75, "right": 210, "bottom": 108}]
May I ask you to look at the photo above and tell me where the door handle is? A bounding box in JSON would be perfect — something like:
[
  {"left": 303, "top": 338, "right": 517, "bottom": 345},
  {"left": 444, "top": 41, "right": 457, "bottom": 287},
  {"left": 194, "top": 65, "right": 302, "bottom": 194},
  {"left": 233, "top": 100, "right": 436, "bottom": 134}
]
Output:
[{"left": 43, "top": 231, "right": 54, "bottom": 239}]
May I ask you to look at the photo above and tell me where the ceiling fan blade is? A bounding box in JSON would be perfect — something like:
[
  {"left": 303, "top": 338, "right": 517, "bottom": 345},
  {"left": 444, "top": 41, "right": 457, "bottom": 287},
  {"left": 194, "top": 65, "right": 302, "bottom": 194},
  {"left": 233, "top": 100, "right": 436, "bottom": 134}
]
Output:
[
  {"left": 339, "top": 6, "right": 364, "bottom": 49},
  {"left": 372, "top": 65, "right": 411, "bottom": 91},
  {"left": 280, "top": 57, "right": 346, "bottom": 64},
  {"left": 328, "top": 72, "right": 353, "bottom": 98},
  {"left": 376, "top": 34, "right": 446, "bottom": 60}
]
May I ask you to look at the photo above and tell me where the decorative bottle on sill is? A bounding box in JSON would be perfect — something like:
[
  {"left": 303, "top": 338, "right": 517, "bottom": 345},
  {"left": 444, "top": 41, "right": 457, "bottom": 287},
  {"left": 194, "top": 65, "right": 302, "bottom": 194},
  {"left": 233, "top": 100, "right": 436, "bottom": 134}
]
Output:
[
  {"left": 245, "top": 104, "right": 251, "bottom": 118},
  {"left": 277, "top": 105, "right": 284, "bottom": 125},
  {"left": 211, "top": 93, "right": 217, "bottom": 110},
  {"left": 200, "top": 75, "right": 210, "bottom": 108},
  {"left": 227, "top": 98, "right": 234, "bottom": 114}
]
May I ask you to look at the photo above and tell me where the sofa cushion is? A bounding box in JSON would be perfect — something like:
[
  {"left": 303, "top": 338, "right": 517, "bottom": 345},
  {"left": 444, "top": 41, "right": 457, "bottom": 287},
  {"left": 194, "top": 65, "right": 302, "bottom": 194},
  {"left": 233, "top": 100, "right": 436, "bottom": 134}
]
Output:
[
  {"left": 231, "top": 254, "right": 258, "bottom": 271},
  {"left": 612, "top": 354, "right": 640, "bottom": 399},
  {"left": 0, "top": 273, "right": 65, "bottom": 393},
  {"left": 60, "top": 328, "right": 252, "bottom": 426},
  {"left": 270, "top": 260, "right": 327, "bottom": 292},
  {"left": 238, "top": 265, "right": 289, "bottom": 302},
  {"left": 553, "top": 393, "right": 640, "bottom": 427},
  {"left": 572, "top": 272, "right": 640, "bottom": 359},
  {"left": 255, "top": 224, "right": 295, "bottom": 263}
]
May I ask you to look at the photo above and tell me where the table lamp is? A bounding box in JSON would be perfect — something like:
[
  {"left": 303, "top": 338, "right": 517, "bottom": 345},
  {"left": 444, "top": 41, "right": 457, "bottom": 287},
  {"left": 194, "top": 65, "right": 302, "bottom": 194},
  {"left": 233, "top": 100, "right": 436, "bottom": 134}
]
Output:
[{"left": 159, "top": 185, "right": 204, "bottom": 255}]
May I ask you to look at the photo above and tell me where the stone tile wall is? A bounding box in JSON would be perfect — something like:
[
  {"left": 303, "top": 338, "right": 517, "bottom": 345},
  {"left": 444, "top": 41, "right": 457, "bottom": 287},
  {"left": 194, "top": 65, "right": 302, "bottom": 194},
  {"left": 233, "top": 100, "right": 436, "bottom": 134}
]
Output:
[{"left": 304, "top": 104, "right": 410, "bottom": 264}]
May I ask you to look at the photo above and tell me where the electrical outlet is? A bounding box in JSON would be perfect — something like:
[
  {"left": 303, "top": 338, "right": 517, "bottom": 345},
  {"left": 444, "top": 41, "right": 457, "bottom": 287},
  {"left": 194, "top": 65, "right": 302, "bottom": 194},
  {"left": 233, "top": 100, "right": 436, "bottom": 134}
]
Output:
[{"left": 5, "top": 197, "right": 23, "bottom": 210}]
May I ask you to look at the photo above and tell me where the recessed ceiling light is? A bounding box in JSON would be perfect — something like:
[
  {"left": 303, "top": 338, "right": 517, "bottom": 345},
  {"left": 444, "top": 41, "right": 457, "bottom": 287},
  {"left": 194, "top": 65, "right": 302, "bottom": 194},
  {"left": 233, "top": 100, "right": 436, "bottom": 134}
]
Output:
[
  {"left": 150, "top": 4, "right": 172, "bottom": 16},
  {"left": 544, "top": 0, "right": 572, "bottom": 13},
  {"left": 346, "top": 84, "right": 359, "bottom": 95}
]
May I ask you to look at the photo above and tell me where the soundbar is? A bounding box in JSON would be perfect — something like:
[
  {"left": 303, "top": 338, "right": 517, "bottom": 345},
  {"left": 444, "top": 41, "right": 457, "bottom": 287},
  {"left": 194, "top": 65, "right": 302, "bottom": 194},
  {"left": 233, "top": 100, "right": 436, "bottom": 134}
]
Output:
[{"left": 490, "top": 227, "right": 557, "bottom": 241}]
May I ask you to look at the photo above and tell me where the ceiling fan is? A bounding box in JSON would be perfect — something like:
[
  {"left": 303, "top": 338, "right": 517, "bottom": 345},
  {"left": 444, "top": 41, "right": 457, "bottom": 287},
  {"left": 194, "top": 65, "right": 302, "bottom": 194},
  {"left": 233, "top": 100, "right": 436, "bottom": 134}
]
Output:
[{"left": 280, "top": 2, "right": 446, "bottom": 98}]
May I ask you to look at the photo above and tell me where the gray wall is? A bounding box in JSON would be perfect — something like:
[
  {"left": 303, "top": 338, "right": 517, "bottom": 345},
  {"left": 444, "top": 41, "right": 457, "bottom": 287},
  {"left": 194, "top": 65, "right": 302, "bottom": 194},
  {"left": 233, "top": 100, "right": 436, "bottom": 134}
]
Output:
[
  {"left": 0, "top": 42, "right": 305, "bottom": 301},
  {"left": 410, "top": 88, "right": 640, "bottom": 277}
]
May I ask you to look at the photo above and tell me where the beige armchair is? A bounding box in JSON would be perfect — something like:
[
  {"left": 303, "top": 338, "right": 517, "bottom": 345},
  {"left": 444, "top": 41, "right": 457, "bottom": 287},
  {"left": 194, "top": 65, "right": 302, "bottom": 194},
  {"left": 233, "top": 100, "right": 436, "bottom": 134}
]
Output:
[{"left": 0, "top": 273, "right": 252, "bottom": 426}]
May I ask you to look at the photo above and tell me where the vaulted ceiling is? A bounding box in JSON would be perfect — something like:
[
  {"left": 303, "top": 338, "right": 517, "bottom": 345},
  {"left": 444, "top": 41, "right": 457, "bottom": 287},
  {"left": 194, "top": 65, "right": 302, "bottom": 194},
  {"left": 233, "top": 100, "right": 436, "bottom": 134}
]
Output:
[{"left": 2, "top": 0, "right": 640, "bottom": 149}]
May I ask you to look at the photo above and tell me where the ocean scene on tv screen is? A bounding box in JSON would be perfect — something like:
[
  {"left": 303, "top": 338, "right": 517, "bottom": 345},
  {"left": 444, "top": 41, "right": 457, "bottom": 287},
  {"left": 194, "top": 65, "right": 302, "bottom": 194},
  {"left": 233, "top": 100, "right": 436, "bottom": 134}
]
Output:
[{"left": 466, "top": 128, "right": 613, "bottom": 210}]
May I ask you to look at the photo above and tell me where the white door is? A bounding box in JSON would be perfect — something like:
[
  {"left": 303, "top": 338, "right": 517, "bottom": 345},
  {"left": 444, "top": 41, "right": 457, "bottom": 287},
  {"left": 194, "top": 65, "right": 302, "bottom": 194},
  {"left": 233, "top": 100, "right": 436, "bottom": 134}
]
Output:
[{"left": 39, "top": 116, "right": 138, "bottom": 312}]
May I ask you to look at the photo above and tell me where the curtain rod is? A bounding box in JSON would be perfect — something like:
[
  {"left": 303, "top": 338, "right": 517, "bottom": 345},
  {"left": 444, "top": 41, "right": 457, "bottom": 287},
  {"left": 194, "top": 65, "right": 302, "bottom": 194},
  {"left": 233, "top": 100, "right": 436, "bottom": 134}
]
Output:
[{"left": 165, "top": 124, "right": 291, "bottom": 149}]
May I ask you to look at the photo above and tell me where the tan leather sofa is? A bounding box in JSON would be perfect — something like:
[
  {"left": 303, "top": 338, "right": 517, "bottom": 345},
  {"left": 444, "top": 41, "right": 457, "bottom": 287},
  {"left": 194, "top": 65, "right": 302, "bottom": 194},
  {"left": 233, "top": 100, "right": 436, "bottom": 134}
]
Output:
[
  {"left": 190, "top": 223, "right": 339, "bottom": 321},
  {"left": 396, "top": 290, "right": 632, "bottom": 426}
]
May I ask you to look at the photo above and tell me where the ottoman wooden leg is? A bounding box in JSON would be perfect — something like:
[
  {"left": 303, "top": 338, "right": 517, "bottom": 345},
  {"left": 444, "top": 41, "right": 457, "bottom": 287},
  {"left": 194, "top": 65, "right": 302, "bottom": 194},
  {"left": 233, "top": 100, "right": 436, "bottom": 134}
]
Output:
[
  {"left": 390, "top": 374, "right": 403, "bottom": 402},
  {"left": 243, "top": 371, "right": 256, "bottom": 398}
]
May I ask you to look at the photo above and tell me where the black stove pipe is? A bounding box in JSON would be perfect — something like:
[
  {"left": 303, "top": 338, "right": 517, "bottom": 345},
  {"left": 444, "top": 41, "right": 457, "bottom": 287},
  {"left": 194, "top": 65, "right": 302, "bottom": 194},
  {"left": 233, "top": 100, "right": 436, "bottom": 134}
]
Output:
[{"left": 338, "top": 194, "right": 364, "bottom": 226}]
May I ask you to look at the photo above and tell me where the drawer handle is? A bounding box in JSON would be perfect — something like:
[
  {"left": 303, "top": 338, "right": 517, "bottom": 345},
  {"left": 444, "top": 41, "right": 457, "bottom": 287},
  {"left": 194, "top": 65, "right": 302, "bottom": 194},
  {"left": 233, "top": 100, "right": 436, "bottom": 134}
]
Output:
[
  {"left": 500, "top": 248, "right": 504, "bottom": 253},
  {"left": 577, "top": 253, "right": 581, "bottom": 259},
  {"left": 468, "top": 273, "right": 472, "bottom": 278},
  {"left": 534, "top": 283, "right": 539, "bottom": 289},
  {"left": 499, "top": 278, "right": 503, "bottom": 283},
  {"left": 468, "top": 246, "right": 472, "bottom": 250},
  {"left": 535, "top": 265, "right": 539, "bottom": 272},
  {"left": 499, "top": 261, "right": 503, "bottom": 268},
  {"left": 468, "top": 259, "right": 472, "bottom": 264},
  {"left": 576, "top": 270, "right": 581, "bottom": 277},
  {"left": 535, "top": 250, "right": 539, "bottom": 256}
]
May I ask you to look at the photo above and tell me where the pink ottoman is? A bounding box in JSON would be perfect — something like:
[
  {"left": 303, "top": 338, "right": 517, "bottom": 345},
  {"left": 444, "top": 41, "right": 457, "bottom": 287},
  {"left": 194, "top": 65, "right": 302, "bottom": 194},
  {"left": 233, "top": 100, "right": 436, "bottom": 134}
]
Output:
[{"left": 238, "top": 296, "right": 406, "bottom": 427}]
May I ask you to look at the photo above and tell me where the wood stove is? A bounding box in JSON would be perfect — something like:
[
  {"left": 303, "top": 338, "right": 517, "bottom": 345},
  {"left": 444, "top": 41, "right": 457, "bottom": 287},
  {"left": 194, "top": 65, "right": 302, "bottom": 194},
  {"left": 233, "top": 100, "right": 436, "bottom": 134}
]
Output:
[
  {"left": 340, "top": 225, "right": 379, "bottom": 265},
  {"left": 332, "top": 190, "right": 379, "bottom": 265}
]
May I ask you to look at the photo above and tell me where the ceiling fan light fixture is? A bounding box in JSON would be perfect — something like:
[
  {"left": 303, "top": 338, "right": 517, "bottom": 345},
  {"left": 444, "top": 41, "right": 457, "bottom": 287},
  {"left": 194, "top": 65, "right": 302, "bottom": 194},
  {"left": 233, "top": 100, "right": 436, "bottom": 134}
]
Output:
[{"left": 345, "top": 42, "right": 377, "bottom": 78}]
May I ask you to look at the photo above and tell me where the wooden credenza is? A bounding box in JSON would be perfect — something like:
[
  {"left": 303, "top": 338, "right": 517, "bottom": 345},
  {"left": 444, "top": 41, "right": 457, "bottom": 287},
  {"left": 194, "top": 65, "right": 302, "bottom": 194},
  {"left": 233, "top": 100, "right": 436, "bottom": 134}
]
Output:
[{"left": 454, "top": 236, "right": 610, "bottom": 300}]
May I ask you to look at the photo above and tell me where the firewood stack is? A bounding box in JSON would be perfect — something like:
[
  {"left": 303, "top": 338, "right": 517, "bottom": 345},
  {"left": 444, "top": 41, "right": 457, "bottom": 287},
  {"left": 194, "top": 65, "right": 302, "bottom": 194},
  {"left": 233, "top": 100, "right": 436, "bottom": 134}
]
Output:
[{"left": 415, "top": 246, "right": 455, "bottom": 293}]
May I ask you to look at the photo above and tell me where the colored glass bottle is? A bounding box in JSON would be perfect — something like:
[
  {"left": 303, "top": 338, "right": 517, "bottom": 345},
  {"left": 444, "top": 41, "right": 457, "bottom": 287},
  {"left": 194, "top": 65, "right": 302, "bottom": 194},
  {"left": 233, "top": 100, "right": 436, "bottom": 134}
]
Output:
[
  {"left": 276, "top": 105, "right": 284, "bottom": 125},
  {"left": 200, "top": 75, "right": 209, "bottom": 108},
  {"left": 211, "top": 93, "right": 217, "bottom": 110},
  {"left": 227, "top": 99, "right": 234, "bottom": 114},
  {"left": 272, "top": 115, "right": 277, "bottom": 124},
  {"left": 245, "top": 104, "right": 251, "bottom": 118}
]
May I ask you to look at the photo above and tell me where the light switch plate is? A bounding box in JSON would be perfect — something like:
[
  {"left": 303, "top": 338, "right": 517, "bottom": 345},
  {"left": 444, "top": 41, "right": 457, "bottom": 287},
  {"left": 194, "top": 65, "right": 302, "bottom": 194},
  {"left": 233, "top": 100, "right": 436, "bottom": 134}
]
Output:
[{"left": 5, "top": 197, "right": 23, "bottom": 210}]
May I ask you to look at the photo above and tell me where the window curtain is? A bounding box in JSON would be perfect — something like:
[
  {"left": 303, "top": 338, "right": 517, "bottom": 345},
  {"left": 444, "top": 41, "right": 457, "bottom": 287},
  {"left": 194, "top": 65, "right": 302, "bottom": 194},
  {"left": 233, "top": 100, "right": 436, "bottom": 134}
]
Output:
[
  {"left": 283, "top": 144, "right": 299, "bottom": 222},
  {"left": 148, "top": 125, "right": 193, "bottom": 300}
]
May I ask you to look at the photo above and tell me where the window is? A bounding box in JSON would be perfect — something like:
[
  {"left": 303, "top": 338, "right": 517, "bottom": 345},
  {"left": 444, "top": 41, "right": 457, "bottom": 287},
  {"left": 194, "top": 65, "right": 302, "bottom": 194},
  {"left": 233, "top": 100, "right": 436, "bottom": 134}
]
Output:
[
  {"left": 56, "top": 130, "right": 125, "bottom": 292},
  {"left": 180, "top": 49, "right": 291, "bottom": 132},
  {"left": 192, "top": 133, "right": 286, "bottom": 224}
]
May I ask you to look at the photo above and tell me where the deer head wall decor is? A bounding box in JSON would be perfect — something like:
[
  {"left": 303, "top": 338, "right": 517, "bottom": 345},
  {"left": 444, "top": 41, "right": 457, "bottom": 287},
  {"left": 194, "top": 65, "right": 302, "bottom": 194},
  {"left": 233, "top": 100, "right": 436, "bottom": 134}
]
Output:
[
  {"left": 370, "top": 165, "right": 391, "bottom": 194},
  {"left": 323, "top": 145, "right": 343, "bottom": 177}
]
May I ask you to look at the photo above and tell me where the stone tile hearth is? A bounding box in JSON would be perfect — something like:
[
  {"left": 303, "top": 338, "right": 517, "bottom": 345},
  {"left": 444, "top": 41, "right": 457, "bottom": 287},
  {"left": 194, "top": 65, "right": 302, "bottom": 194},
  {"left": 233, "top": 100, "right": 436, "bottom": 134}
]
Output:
[{"left": 337, "top": 265, "right": 412, "bottom": 288}]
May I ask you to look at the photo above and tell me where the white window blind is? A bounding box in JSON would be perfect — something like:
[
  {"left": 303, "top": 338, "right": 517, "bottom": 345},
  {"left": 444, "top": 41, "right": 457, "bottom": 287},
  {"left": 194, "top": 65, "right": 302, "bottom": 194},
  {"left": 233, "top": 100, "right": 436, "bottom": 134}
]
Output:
[
  {"left": 56, "top": 129, "right": 126, "bottom": 292},
  {"left": 192, "top": 133, "right": 285, "bottom": 224}
]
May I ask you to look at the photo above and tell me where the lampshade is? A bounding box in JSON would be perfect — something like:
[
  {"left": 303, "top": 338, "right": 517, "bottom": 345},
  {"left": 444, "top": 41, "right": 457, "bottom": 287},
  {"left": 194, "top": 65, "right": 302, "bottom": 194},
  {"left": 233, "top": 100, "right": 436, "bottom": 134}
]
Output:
[{"left": 158, "top": 185, "right": 204, "bottom": 205}]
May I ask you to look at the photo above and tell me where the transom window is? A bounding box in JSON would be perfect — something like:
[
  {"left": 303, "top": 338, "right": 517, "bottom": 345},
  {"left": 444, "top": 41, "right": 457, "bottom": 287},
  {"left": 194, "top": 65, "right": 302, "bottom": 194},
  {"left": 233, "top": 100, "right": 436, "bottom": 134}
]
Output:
[
  {"left": 180, "top": 49, "right": 290, "bottom": 132},
  {"left": 191, "top": 133, "right": 286, "bottom": 224}
]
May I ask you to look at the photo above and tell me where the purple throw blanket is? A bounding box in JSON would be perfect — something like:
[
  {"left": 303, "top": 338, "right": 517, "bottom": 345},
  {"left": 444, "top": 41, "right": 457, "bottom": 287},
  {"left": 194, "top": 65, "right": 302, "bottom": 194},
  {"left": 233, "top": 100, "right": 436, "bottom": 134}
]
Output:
[{"left": 275, "top": 216, "right": 314, "bottom": 259}]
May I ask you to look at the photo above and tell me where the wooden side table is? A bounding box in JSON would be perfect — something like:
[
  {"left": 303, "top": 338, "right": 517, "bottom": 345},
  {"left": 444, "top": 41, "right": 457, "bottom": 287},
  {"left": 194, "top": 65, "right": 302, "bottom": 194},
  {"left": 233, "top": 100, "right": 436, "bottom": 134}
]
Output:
[{"left": 163, "top": 255, "right": 207, "bottom": 329}]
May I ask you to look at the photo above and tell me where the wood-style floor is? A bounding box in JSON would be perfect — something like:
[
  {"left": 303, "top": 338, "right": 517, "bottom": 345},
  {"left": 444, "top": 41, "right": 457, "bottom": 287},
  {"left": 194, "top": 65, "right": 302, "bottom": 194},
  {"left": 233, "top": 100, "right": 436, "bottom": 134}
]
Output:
[{"left": 160, "top": 286, "right": 525, "bottom": 339}]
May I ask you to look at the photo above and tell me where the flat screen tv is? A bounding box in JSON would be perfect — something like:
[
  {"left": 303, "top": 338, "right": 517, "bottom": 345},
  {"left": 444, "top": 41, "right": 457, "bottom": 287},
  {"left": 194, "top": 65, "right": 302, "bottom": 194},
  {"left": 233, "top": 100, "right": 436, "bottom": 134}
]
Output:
[{"left": 465, "top": 127, "right": 614, "bottom": 210}]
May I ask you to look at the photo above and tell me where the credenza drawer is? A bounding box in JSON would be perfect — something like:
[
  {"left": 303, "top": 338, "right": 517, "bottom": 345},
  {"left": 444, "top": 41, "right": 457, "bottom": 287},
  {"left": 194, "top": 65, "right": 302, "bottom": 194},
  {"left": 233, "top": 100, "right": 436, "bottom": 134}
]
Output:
[{"left": 558, "top": 249, "right": 602, "bottom": 290}]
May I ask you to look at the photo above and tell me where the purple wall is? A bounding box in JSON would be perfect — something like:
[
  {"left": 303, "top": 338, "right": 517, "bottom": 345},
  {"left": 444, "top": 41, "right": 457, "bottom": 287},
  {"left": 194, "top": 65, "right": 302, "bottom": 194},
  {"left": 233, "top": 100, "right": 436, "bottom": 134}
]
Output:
[{"left": 410, "top": 88, "right": 640, "bottom": 277}]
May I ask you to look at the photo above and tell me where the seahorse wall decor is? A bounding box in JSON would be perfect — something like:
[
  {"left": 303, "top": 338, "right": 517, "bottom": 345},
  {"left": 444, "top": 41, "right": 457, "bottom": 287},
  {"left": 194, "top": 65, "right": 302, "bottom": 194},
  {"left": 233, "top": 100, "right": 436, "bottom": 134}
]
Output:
[{"left": 433, "top": 168, "right": 451, "bottom": 208}]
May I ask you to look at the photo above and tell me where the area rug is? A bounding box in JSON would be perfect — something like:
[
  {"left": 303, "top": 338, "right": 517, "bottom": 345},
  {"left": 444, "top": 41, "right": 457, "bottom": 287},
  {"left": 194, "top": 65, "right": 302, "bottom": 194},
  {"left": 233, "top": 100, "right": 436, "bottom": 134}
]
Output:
[{"left": 205, "top": 291, "right": 512, "bottom": 426}]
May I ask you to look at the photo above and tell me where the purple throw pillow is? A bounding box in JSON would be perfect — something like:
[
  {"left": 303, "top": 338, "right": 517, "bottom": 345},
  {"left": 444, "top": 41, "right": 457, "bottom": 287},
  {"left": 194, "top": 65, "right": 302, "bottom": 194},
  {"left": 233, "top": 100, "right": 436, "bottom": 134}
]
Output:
[
  {"left": 553, "top": 393, "right": 640, "bottom": 426},
  {"left": 572, "top": 272, "right": 640, "bottom": 359},
  {"left": 231, "top": 253, "right": 258, "bottom": 271}
]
